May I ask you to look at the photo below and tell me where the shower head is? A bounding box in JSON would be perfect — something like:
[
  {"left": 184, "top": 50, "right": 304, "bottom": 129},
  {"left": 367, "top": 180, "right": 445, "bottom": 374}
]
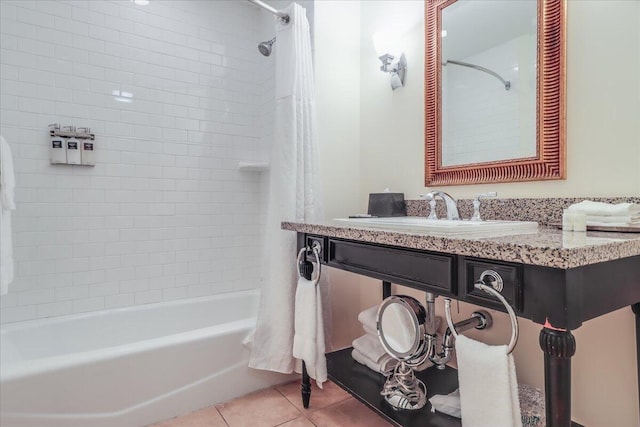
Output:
[{"left": 258, "top": 37, "right": 276, "bottom": 56}]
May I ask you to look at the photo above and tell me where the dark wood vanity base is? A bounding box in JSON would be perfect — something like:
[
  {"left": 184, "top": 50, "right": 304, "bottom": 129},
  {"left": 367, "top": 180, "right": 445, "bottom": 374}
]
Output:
[
  {"left": 291, "top": 228, "right": 640, "bottom": 427},
  {"left": 539, "top": 328, "right": 576, "bottom": 427}
]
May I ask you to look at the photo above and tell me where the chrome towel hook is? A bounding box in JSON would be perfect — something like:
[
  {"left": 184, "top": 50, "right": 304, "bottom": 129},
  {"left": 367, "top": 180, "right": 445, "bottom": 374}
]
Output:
[
  {"left": 296, "top": 244, "right": 321, "bottom": 285},
  {"left": 444, "top": 270, "right": 519, "bottom": 354}
]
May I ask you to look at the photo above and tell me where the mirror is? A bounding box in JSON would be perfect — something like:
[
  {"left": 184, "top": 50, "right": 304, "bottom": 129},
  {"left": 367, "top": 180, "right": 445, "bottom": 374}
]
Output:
[
  {"left": 425, "top": 0, "right": 566, "bottom": 185},
  {"left": 377, "top": 295, "right": 425, "bottom": 362},
  {"left": 377, "top": 295, "right": 429, "bottom": 411}
]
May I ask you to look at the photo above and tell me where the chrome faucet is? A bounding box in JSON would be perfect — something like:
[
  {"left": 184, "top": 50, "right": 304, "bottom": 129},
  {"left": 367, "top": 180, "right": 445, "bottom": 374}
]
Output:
[{"left": 420, "top": 191, "right": 461, "bottom": 220}]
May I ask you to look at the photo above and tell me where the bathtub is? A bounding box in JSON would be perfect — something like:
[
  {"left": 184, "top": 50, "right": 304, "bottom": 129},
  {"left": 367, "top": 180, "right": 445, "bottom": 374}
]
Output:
[{"left": 0, "top": 290, "right": 291, "bottom": 427}]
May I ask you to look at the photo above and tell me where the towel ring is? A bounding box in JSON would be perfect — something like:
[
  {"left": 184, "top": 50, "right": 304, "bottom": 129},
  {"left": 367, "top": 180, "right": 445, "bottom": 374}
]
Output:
[
  {"left": 444, "top": 281, "right": 519, "bottom": 354},
  {"left": 296, "top": 245, "right": 321, "bottom": 285}
]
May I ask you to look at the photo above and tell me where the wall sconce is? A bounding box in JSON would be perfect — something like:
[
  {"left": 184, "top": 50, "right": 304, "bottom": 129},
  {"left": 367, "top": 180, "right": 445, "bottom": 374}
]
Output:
[
  {"left": 373, "top": 31, "right": 407, "bottom": 91},
  {"left": 378, "top": 53, "right": 407, "bottom": 91}
]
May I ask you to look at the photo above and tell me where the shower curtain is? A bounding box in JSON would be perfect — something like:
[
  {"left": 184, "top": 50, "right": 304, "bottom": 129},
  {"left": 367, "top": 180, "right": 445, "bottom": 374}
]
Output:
[{"left": 248, "top": 3, "right": 329, "bottom": 375}]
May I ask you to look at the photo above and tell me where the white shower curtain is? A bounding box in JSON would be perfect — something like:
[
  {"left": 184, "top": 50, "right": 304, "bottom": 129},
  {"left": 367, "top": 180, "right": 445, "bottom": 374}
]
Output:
[{"left": 248, "top": 3, "right": 329, "bottom": 374}]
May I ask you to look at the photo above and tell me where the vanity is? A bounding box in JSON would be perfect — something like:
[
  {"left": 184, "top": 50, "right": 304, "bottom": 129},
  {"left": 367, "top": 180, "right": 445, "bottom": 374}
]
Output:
[{"left": 284, "top": 216, "right": 640, "bottom": 427}]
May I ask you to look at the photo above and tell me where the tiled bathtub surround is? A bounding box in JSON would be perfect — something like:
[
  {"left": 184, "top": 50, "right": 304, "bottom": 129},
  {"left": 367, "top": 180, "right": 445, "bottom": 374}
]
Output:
[
  {"left": 0, "top": 0, "right": 275, "bottom": 323},
  {"left": 405, "top": 197, "right": 640, "bottom": 226}
]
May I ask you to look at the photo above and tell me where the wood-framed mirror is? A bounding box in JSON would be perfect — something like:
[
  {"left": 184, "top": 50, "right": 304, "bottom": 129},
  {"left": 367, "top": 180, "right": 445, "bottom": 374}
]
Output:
[{"left": 425, "top": 0, "right": 566, "bottom": 185}]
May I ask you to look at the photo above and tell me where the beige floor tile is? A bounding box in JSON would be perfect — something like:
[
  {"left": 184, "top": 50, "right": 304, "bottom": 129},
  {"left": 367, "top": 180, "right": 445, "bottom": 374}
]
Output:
[
  {"left": 276, "top": 380, "right": 351, "bottom": 412},
  {"left": 276, "top": 417, "right": 316, "bottom": 427},
  {"left": 307, "top": 398, "right": 393, "bottom": 427},
  {"left": 151, "top": 405, "right": 227, "bottom": 427},
  {"left": 217, "top": 388, "right": 302, "bottom": 427}
]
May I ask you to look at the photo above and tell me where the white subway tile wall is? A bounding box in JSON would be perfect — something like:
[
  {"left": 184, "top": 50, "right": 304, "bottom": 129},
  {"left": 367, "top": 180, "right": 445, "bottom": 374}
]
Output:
[{"left": 0, "top": 0, "right": 276, "bottom": 323}]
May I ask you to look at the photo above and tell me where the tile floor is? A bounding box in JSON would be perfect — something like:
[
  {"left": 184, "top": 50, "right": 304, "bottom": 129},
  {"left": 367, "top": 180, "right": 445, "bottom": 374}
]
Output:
[{"left": 152, "top": 380, "right": 393, "bottom": 427}]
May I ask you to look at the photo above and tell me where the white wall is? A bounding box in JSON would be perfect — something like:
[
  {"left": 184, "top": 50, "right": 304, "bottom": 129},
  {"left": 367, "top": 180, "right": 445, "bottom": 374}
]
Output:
[
  {"left": 0, "top": 0, "right": 273, "bottom": 323},
  {"left": 314, "top": 0, "right": 364, "bottom": 349},
  {"left": 316, "top": 1, "right": 640, "bottom": 426}
]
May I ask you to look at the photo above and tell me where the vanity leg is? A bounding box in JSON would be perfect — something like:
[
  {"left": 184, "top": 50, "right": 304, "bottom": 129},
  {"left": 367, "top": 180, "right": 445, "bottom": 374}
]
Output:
[
  {"left": 301, "top": 361, "right": 311, "bottom": 408},
  {"left": 539, "top": 327, "right": 576, "bottom": 427},
  {"left": 632, "top": 303, "right": 640, "bottom": 411},
  {"left": 382, "top": 281, "right": 391, "bottom": 299}
]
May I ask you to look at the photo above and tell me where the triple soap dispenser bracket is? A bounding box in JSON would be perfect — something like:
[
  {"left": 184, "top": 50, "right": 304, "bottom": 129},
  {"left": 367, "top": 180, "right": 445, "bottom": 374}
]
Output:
[{"left": 49, "top": 123, "right": 95, "bottom": 166}]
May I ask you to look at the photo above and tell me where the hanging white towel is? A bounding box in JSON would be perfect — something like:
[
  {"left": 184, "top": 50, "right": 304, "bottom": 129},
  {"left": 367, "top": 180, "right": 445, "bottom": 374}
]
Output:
[
  {"left": 248, "top": 2, "right": 329, "bottom": 375},
  {"left": 1, "top": 136, "right": 16, "bottom": 295},
  {"left": 456, "top": 335, "right": 522, "bottom": 427},
  {"left": 292, "top": 276, "right": 327, "bottom": 388}
]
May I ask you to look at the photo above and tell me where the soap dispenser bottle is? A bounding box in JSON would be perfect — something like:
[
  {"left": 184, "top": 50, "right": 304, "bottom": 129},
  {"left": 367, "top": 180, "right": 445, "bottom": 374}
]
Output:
[
  {"left": 49, "top": 124, "right": 66, "bottom": 164},
  {"left": 65, "top": 126, "right": 81, "bottom": 165},
  {"left": 78, "top": 127, "right": 95, "bottom": 166}
]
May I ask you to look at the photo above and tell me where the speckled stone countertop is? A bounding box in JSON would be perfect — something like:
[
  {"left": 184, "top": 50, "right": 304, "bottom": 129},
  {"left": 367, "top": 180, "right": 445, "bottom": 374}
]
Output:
[{"left": 281, "top": 221, "right": 640, "bottom": 270}]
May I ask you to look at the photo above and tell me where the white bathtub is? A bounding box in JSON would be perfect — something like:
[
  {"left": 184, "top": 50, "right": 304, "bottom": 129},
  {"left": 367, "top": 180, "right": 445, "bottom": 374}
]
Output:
[{"left": 0, "top": 290, "right": 291, "bottom": 427}]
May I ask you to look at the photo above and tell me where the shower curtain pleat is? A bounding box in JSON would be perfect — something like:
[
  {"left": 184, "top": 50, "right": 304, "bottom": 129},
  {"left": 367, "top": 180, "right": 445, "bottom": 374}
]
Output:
[{"left": 248, "top": 3, "right": 330, "bottom": 376}]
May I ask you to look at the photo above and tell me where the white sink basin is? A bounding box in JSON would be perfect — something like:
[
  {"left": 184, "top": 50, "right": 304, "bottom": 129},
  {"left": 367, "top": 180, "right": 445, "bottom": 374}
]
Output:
[{"left": 333, "top": 217, "right": 538, "bottom": 237}]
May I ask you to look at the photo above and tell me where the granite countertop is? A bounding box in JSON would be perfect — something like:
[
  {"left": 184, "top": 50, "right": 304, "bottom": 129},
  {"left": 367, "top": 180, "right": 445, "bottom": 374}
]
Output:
[{"left": 282, "top": 220, "right": 640, "bottom": 269}]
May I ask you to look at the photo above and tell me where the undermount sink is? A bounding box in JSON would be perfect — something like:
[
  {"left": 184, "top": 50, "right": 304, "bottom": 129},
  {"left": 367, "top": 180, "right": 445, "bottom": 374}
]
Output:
[{"left": 333, "top": 216, "right": 538, "bottom": 237}]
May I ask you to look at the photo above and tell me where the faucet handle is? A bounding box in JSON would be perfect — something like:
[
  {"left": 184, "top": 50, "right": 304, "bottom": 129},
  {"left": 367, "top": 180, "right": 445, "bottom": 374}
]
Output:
[
  {"left": 471, "top": 192, "right": 497, "bottom": 222},
  {"left": 420, "top": 193, "right": 438, "bottom": 220}
]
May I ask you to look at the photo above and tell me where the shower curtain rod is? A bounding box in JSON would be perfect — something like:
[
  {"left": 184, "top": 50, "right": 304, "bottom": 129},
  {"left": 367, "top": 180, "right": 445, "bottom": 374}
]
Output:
[
  {"left": 443, "top": 59, "right": 511, "bottom": 91},
  {"left": 248, "top": 0, "right": 290, "bottom": 23}
]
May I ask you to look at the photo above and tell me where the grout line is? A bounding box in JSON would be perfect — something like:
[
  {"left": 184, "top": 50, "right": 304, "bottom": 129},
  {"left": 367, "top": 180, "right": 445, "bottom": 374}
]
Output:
[{"left": 215, "top": 406, "right": 231, "bottom": 427}]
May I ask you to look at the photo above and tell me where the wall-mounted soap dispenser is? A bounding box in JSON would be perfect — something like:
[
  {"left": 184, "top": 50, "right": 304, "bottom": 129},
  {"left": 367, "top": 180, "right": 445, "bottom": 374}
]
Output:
[
  {"left": 79, "top": 128, "right": 95, "bottom": 166},
  {"left": 49, "top": 124, "right": 96, "bottom": 166},
  {"left": 49, "top": 124, "right": 67, "bottom": 164},
  {"left": 65, "top": 126, "right": 81, "bottom": 165}
]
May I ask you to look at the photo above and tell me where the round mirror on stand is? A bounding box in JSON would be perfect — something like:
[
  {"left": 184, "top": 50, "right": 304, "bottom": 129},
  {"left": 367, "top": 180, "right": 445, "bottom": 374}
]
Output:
[{"left": 376, "top": 295, "right": 430, "bottom": 410}]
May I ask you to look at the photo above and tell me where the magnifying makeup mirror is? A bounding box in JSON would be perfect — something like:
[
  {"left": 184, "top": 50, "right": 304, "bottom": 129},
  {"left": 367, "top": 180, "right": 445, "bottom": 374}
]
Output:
[
  {"left": 377, "top": 295, "right": 430, "bottom": 410},
  {"left": 377, "top": 295, "right": 428, "bottom": 364}
]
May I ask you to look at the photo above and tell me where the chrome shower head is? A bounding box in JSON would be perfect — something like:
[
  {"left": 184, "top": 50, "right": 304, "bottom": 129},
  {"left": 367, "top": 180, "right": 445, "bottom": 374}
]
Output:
[{"left": 258, "top": 37, "right": 276, "bottom": 56}]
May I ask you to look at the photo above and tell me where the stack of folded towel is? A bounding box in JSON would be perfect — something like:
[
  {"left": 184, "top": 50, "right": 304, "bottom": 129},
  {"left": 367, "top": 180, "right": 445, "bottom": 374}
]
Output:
[
  {"left": 352, "top": 305, "right": 398, "bottom": 375},
  {"left": 568, "top": 200, "right": 640, "bottom": 227}
]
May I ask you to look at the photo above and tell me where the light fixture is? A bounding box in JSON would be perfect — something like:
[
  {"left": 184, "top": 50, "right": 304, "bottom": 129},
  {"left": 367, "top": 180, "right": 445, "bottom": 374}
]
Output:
[
  {"left": 378, "top": 53, "right": 407, "bottom": 91},
  {"left": 131, "top": 0, "right": 149, "bottom": 5},
  {"left": 372, "top": 31, "right": 407, "bottom": 91}
]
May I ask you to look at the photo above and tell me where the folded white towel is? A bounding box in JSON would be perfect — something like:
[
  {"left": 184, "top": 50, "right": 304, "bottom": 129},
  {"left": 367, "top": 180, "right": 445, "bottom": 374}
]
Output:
[
  {"left": 1, "top": 136, "right": 16, "bottom": 295},
  {"left": 456, "top": 335, "right": 522, "bottom": 427},
  {"left": 585, "top": 215, "right": 639, "bottom": 226},
  {"left": 357, "top": 305, "right": 378, "bottom": 332},
  {"left": 430, "top": 384, "right": 545, "bottom": 426},
  {"left": 292, "top": 277, "right": 327, "bottom": 388},
  {"left": 363, "top": 323, "right": 377, "bottom": 336},
  {"left": 351, "top": 348, "right": 398, "bottom": 375},
  {"left": 430, "top": 388, "right": 462, "bottom": 418},
  {"left": 586, "top": 215, "right": 638, "bottom": 223},
  {"left": 352, "top": 333, "right": 387, "bottom": 363},
  {"left": 568, "top": 200, "right": 640, "bottom": 217}
]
